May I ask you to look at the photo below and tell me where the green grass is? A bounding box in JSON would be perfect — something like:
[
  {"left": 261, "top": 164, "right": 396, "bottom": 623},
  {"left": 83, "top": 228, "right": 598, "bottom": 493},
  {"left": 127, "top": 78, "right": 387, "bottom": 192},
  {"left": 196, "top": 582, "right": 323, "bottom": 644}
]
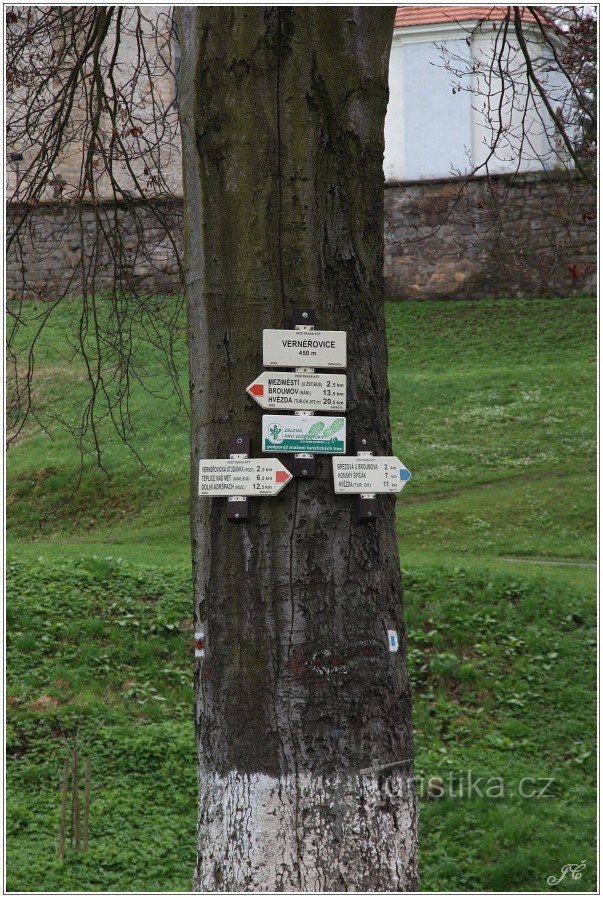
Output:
[
  {"left": 6, "top": 559, "right": 196, "bottom": 891},
  {"left": 6, "top": 559, "right": 596, "bottom": 891},
  {"left": 7, "top": 296, "right": 596, "bottom": 565},
  {"left": 389, "top": 298, "right": 596, "bottom": 563},
  {"left": 404, "top": 562, "right": 596, "bottom": 891},
  {"left": 6, "top": 296, "right": 597, "bottom": 890}
]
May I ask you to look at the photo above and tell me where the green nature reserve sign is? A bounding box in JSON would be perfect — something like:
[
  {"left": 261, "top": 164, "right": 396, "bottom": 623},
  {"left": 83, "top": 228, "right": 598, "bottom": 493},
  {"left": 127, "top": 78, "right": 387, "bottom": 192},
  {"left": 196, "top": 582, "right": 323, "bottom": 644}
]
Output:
[{"left": 262, "top": 415, "right": 346, "bottom": 454}]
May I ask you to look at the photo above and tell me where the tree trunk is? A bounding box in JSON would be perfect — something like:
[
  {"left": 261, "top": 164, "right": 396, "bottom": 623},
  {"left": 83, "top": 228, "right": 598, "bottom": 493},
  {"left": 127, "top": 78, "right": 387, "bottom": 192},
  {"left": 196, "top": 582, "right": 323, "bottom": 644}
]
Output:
[{"left": 178, "top": 7, "right": 418, "bottom": 891}]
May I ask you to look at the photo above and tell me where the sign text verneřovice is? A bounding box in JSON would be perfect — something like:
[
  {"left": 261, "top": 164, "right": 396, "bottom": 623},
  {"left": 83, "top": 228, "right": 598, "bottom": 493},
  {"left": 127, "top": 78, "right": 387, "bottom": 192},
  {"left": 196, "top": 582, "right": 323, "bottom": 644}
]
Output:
[{"left": 263, "top": 329, "right": 346, "bottom": 369}]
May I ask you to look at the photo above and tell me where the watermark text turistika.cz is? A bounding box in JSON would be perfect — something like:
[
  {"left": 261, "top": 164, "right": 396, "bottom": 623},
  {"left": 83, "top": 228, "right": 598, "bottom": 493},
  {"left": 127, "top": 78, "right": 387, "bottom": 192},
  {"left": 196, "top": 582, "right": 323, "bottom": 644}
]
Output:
[{"left": 360, "top": 762, "right": 556, "bottom": 800}]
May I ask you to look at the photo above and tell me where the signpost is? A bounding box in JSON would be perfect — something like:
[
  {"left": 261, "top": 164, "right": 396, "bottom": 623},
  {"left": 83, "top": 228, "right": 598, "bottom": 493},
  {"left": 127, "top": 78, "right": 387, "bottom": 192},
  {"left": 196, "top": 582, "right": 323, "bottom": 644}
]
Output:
[
  {"left": 262, "top": 414, "right": 346, "bottom": 454},
  {"left": 261, "top": 310, "right": 348, "bottom": 477},
  {"left": 198, "top": 435, "right": 293, "bottom": 522},
  {"left": 198, "top": 457, "right": 293, "bottom": 496},
  {"left": 197, "top": 310, "right": 412, "bottom": 524},
  {"left": 246, "top": 371, "right": 347, "bottom": 412},
  {"left": 263, "top": 329, "right": 346, "bottom": 369},
  {"left": 332, "top": 457, "right": 411, "bottom": 494},
  {"left": 334, "top": 435, "right": 411, "bottom": 522}
]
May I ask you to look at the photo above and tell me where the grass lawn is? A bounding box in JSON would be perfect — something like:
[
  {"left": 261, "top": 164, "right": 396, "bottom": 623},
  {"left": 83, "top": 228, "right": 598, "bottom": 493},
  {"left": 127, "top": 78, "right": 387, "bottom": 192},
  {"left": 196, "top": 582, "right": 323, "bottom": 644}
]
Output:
[
  {"left": 389, "top": 298, "right": 596, "bottom": 564},
  {"left": 6, "top": 296, "right": 597, "bottom": 891}
]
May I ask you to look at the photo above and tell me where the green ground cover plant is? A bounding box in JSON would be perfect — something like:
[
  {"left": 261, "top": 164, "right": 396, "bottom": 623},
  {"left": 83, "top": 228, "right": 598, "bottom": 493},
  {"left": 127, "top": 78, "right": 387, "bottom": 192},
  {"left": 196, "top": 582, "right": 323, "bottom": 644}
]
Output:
[{"left": 6, "top": 559, "right": 596, "bottom": 891}]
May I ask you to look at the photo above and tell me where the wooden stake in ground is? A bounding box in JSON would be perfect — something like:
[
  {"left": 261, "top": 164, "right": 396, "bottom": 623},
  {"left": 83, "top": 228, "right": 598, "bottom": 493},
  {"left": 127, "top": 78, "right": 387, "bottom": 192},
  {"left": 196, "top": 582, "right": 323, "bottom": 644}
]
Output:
[
  {"left": 82, "top": 756, "right": 91, "bottom": 852},
  {"left": 58, "top": 755, "right": 69, "bottom": 860},
  {"left": 71, "top": 747, "right": 80, "bottom": 851}
]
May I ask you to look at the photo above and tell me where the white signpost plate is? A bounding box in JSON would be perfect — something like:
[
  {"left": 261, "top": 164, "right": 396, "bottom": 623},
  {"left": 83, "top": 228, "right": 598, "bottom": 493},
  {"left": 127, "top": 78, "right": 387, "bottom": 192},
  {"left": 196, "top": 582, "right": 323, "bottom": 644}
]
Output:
[
  {"left": 332, "top": 456, "right": 411, "bottom": 494},
  {"left": 198, "top": 458, "right": 293, "bottom": 496},
  {"left": 262, "top": 415, "right": 346, "bottom": 454},
  {"left": 247, "top": 371, "right": 346, "bottom": 411},
  {"left": 263, "top": 329, "right": 346, "bottom": 369}
]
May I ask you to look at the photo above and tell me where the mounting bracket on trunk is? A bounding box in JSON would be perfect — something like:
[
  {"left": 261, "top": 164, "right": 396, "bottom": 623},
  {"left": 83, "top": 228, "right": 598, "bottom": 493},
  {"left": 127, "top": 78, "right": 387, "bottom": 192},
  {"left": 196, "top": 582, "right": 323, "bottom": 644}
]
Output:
[
  {"left": 227, "top": 434, "right": 250, "bottom": 521},
  {"left": 354, "top": 435, "right": 378, "bottom": 523},
  {"left": 289, "top": 308, "right": 317, "bottom": 479}
]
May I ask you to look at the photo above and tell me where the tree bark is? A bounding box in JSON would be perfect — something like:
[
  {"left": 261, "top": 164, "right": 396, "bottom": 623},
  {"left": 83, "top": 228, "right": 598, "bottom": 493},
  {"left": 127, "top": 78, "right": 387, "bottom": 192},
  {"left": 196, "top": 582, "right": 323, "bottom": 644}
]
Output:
[{"left": 178, "top": 7, "right": 418, "bottom": 891}]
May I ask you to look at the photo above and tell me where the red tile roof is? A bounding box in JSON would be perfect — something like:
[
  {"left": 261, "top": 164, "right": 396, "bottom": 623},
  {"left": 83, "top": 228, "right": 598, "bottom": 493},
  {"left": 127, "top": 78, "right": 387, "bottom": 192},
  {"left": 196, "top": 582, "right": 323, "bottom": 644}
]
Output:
[{"left": 394, "top": 6, "right": 541, "bottom": 29}]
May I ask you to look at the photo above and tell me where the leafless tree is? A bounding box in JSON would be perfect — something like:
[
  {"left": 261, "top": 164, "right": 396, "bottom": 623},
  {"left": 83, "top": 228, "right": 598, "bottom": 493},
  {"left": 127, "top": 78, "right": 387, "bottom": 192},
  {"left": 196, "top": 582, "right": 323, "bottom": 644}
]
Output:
[{"left": 6, "top": 6, "right": 184, "bottom": 479}]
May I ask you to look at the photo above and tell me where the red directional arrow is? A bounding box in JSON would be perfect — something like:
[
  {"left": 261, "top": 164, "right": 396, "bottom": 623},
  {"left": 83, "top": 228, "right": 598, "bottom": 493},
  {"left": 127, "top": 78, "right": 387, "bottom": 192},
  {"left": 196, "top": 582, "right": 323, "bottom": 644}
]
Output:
[
  {"left": 246, "top": 371, "right": 347, "bottom": 411},
  {"left": 199, "top": 458, "right": 293, "bottom": 496}
]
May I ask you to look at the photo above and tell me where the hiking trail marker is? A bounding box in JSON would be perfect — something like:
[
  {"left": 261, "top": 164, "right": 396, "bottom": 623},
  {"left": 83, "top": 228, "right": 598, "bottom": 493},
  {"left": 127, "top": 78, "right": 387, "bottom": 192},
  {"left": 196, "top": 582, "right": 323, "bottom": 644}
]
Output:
[
  {"left": 332, "top": 456, "right": 412, "bottom": 494},
  {"left": 263, "top": 326, "right": 346, "bottom": 369},
  {"left": 334, "top": 435, "right": 412, "bottom": 522},
  {"left": 198, "top": 435, "right": 292, "bottom": 521},
  {"left": 246, "top": 371, "right": 347, "bottom": 412},
  {"left": 260, "top": 309, "right": 347, "bottom": 477},
  {"left": 262, "top": 414, "right": 346, "bottom": 454}
]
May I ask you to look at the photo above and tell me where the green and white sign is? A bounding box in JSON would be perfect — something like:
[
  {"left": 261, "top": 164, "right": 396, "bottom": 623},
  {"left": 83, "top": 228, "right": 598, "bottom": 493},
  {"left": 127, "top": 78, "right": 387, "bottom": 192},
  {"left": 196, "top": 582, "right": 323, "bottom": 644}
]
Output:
[{"left": 262, "top": 415, "right": 346, "bottom": 454}]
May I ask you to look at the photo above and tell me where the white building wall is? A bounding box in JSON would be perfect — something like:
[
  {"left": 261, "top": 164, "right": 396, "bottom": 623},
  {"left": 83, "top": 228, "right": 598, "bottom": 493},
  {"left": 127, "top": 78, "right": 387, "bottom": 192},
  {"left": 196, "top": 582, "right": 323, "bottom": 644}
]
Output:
[
  {"left": 384, "top": 28, "right": 474, "bottom": 182},
  {"left": 7, "top": 12, "right": 567, "bottom": 196},
  {"left": 471, "top": 31, "right": 552, "bottom": 174},
  {"left": 403, "top": 38, "right": 473, "bottom": 181},
  {"left": 384, "top": 43, "right": 405, "bottom": 182},
  {"left": 384, "top": 22, "right": 564, "bottom": 182},
  {"left": 6, "top": 6, "right": 180, "bottom": 201}
]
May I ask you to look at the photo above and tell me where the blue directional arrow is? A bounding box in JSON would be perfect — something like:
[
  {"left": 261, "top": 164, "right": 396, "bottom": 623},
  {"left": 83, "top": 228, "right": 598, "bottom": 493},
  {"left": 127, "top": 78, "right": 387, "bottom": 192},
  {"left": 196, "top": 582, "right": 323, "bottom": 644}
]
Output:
[{"left": 400, "top": 467, "right": 412, "bottom": 482}]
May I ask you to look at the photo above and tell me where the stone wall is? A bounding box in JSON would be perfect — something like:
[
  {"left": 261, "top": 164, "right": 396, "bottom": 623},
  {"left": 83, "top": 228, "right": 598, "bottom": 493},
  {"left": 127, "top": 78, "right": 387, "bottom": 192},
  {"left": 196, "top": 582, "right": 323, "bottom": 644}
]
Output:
[
  {"left": 7, "top": 199, "right": 183, "bottom": 301},
  {"left": 384, "top": 170, "right": 596, "bottom": 300},
  {"left": 7, "top": 171, "right": 596, "bottom": 302}
]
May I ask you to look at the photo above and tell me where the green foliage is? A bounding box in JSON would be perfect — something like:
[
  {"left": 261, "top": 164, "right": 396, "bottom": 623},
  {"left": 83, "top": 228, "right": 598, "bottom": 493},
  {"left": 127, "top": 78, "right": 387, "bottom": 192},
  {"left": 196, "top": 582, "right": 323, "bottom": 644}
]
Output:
[
  {"left": 7, "top": 296, "right": 189, "bottom": 560},
  {"left": 389, "top": 297, "right": 596, "bottom": 562},
  {"left": 403, "top": 563, "right": 596, "bottom": 890},
  {"left": 6, "top": 559, "right": 196, "bottom": 891}
]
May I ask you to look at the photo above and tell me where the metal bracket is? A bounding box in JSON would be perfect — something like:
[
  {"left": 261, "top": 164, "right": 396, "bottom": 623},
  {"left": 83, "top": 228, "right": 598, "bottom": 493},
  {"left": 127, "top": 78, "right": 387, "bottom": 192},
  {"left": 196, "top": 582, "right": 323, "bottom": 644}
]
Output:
[
  {"left": 227, "top": 434, "right": 250, "bottom": 521},
  {"left": 288, "top": 453, "right": 316, "bottom": 478},
  {"left": 292, "top": 310, "right": 316, "bottom": 478},
  {"left": 354, "top": 435, "right": 378, "bottom": 523},
  {"left": 292, "top": 308, "right": 317, "bottom": 328}
]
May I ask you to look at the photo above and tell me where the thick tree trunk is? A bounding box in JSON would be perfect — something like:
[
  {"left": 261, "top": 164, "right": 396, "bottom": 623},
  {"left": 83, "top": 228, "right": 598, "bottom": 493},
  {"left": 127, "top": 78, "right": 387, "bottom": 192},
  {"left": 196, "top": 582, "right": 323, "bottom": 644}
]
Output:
[{"left": 178, "top": 7, "right": 418, "bottom": 891}]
